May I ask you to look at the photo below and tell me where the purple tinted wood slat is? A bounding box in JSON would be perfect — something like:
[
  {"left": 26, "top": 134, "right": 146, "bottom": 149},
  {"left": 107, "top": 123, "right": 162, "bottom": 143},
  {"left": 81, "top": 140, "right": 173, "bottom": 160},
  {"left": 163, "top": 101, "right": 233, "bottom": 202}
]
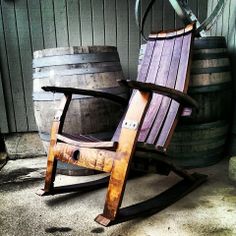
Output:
[
  {"left": 137, "top": 40, "right": 156, "bottom": 82},
  {"left": 138, "top": 35, "right": 176, "bottom": 142},
  {"left": 146, "top": 35, "right": 184, "bottom": 144},
  {"left": 156, "top": 32, "right": 192, "bottom": 149},
  {"left": 112, "top": 40, "right": 156, "bottom": 142}
]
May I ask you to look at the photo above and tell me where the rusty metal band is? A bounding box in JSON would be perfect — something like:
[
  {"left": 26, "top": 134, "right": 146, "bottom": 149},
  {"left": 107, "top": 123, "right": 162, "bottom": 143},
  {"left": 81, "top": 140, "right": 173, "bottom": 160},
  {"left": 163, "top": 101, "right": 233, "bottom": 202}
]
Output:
[
  {"left": 33, "top": 64, "right": 122, "bottom": 79},
  {"left": 192, "top": 52, "right": 229, "bottom": 60},
  {"left": 33, "top": 52, "right": 120, "bottom": 68},
  {"left": 191, "top": 66, "right": 231, "bottom": 75}
]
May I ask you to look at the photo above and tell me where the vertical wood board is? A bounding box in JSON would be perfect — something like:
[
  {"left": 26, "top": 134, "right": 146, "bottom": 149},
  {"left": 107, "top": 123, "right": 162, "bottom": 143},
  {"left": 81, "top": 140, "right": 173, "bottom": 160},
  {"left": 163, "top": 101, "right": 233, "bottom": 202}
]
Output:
[
  {"left": 1, "top": 0, "right": 28, "bottom": 132},
  {"left": 0, "top": 0, "right": 212, "bottom": 133},
  {"left": 66, "top": 0, "right": 82, "bottom": 46},
  {"left": 91, "top": 0, "right": 105, "bottom": 46},
  {"left": 15, "top": 0, "right": 37, "bottom": 130}
]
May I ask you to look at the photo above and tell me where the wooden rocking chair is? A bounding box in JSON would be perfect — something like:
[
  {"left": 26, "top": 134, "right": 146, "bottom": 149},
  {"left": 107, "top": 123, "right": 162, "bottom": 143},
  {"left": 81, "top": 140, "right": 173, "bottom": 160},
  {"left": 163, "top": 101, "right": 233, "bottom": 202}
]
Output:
[{"left": 37, "top": 23, "right": 207, "bottom": 226}]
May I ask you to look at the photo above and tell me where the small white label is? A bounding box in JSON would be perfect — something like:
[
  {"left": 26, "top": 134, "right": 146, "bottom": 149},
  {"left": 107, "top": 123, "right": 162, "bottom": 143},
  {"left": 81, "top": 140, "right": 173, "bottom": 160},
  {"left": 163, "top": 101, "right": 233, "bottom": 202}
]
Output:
[{"left": 122, "top": 120, "right": 139, "bottom": 130}]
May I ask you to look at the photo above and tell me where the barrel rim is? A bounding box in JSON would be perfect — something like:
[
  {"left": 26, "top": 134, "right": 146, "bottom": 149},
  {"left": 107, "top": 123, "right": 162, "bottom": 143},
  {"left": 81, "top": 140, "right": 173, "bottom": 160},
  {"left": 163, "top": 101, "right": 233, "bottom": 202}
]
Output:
[{"left": 34, "top": 46, "right": 118, "bottom": 58}]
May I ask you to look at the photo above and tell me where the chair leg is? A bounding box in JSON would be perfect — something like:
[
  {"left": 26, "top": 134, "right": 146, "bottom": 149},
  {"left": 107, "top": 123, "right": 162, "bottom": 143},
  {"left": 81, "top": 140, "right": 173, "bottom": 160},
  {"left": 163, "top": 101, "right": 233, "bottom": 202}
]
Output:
[
  {"left": 44, "top": 151, "right": 58, "bottom": 192},
  {"left": 37, "top": 94, "right": 72, "bottom": 196},
  {"left": 95, "top": 91, "right": 151, "bottom": 226},
  {"left": 36, "top": 145, "right": 58, "bottom": 196},
  {"left": 95, "top": 157, "right": 131, "bottom": 226}
]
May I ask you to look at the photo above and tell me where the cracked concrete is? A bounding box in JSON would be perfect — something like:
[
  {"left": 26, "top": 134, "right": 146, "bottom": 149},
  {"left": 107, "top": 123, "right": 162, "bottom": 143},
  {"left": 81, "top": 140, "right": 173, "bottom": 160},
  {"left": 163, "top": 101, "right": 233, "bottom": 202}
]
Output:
[{"left": 0, "top": 157, "right": 235, "bottom": 236}]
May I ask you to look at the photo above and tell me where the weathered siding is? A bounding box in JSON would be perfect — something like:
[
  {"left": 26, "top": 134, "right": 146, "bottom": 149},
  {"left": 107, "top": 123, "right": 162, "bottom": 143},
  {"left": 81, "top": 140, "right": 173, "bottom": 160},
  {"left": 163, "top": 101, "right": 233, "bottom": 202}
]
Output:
[
  {"left": 207, "top": 0, "right": 236, "bottom": 150},
  {"left": 1, "top": 0, "right": 235, "bottom": 134}
]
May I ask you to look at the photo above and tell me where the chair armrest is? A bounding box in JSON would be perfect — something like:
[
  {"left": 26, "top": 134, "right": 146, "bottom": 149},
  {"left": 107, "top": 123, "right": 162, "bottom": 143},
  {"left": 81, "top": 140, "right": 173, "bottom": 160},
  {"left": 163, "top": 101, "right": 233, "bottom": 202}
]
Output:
[
  {"left": 42, "top": 86, "right": 128, "bottom": 106},
  {"left": 118, "top": 80, "right": 198, "bottom": 110}
]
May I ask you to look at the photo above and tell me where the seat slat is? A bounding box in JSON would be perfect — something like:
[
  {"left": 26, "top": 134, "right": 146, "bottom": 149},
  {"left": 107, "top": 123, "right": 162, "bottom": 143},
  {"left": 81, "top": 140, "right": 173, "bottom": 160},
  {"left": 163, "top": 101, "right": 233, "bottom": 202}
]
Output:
[
  {"left": 57, "top": 134, "right": 117, "bottom": 149},
  {"left": 146, "top": 34, "right": 184, "bottom": 144},
  {"left": 61, "top": 132, "right": 99, "bottom": 142},
  {"left": 156, "top": 31, "right": 193, "bottom": 149},
  {"left": 138, "top": 33, "right": 177, "bottom": 142}
]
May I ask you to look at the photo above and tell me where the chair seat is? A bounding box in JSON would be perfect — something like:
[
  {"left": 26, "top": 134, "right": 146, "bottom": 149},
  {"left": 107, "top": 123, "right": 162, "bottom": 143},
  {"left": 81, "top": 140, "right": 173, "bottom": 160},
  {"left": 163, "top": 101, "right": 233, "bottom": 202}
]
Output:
[{"left": 57, "top": 133, "right": 117, "bottom": 149}]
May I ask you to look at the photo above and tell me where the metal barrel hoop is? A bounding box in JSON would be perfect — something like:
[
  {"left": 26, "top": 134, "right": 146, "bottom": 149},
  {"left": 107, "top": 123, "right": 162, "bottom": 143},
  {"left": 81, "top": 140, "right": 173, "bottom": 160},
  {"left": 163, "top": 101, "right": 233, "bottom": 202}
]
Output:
[{"left": 135, "top": 0, "right": 227, "bottom": 38}]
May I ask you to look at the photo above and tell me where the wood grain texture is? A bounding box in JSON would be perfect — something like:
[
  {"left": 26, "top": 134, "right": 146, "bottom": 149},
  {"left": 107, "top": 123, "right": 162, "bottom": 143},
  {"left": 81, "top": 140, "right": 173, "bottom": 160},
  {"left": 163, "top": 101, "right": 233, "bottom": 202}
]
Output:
[
  {"left": 43, "top": 94, "right": 71, "bottom": 192},
  {"left": 0, "top": 71, "right": 8, "bottom": 132},
  {"left": 139, "top": 31, "right": 175, "bottom": 142},
  {"left": 80, "top": 0, "right": 93, "bottom": 45},
  {"left": 101, "top": 91, "right": 151, "bottom": 220},
  {"left": 54, "top": 143, "right": 116, "bottom": 173},
  {"left": 128, "top": 0, "right": 140, "bottom": 80},
  {"left": 0, "top": 0, "right": 211, "bottom": 134},
  {"left": 41, "top": 0, "right": 56, "bottom": 48},
  {"left": 147, "top": 34, "right": 184, "bottom": 144},
  {"left": 15, "top": 0, "right": 37, "bottom": 130},
  {"left": 1, "top": 0, "right": 28, "bottom": 132},
  {"left": 57, "top": 134, "right": 117, "bottom": 148},
  {"left": 67, "top": 0, "right": 81, "bottom": 46},
  {"left": 0, "top": 4, "right": 14, "bottom": 132},
  {"left": 27, "top": 0, "right": 44, "bottom": 51},
  {"left": 116, "top": 0, "right": 129, "bottom": 76},
  {"left": 157, "top": 28, "right": 193, "bottom": 149},
  {"left": 91, "top": 0, "right": 105, "bottom": 45},
  {"left": 104, "top": 0, "right": 116, "bottom": 46},
  {"left": 54, "top": 0, "right": 69, "bottom": 47}
]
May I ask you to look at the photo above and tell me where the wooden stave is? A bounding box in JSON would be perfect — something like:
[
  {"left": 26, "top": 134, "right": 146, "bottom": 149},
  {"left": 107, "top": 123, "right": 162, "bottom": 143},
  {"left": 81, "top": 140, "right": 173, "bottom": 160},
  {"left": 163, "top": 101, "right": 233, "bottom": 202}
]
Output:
[
  {"left": 134, "top": 120, "right": 229, "bottom": 169},
  {"left": 181, "top": 82, "right": 232, "bottom": 124},
  {"left": 186, "top": 38, "right": 232, "bottom": 123},
  {"left": 167, "top": 120, "right": 229, "bottom": 168}
]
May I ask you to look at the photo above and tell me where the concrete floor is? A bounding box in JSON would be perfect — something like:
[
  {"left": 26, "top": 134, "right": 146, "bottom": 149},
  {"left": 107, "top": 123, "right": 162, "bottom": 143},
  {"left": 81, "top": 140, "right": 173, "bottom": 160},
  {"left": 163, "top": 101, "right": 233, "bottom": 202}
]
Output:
[{"left": 0, "top": 156, "right": 235, "bottom": 236}]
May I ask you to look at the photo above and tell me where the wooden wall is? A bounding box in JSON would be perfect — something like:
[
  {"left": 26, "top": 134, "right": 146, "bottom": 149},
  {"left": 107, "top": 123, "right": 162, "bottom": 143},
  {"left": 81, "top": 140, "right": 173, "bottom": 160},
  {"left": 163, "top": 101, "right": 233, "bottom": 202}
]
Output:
[
  {"left": 1, "top": 0, "right": 234, "bottom": 135},
  {"left": 207, "top": 0, "right": 236, "bottom": 151}
]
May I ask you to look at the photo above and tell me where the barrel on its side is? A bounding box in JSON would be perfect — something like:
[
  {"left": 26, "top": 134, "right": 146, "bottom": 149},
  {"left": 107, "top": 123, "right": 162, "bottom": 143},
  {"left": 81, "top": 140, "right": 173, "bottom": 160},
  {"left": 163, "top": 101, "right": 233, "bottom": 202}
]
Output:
[{"left": 33, "top": 46, "right": 127, "bottom": 152}]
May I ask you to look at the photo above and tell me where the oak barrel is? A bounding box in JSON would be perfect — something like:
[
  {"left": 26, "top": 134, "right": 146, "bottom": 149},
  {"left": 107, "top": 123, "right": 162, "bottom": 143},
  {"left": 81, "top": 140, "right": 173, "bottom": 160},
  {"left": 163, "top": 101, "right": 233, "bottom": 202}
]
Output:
[
  {"left": 33, "top": 46, "right": 127, "bottom": 153},
  {"left": 184, "top": 36, "right": 232, "bottom": 124},
  {"left": 139, "top": 36, "right": 232, "bottom": 167},
  {"left": 167, "top": 121, "right": 229, "bottom": 168}
]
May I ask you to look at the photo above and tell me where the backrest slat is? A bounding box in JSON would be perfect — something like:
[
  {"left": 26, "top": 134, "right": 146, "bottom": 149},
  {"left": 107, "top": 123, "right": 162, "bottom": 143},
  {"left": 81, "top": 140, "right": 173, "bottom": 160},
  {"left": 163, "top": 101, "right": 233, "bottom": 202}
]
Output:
[
  {"left": 146, "top": 34, "right": 184, "bottom": 144},
  {"left": 138, "top": 32, "right": 177, "bottom": 142},
  {"left": 156, "top": 31, "right": 193, "bottom": 149}
]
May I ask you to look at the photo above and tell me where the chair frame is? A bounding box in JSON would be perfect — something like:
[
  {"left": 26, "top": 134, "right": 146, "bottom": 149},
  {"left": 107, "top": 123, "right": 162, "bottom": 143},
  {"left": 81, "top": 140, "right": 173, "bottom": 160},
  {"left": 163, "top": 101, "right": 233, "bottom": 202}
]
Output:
[{"left": 37, "top": 24, "right": 207, "bottom": 226}]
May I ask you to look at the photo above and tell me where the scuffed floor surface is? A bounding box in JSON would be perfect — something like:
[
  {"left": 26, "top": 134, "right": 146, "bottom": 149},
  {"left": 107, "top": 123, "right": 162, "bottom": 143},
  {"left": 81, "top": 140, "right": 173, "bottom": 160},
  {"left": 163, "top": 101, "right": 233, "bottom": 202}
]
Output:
[{"left": 0, "top": 157, "right": 235, "bottom": 236}]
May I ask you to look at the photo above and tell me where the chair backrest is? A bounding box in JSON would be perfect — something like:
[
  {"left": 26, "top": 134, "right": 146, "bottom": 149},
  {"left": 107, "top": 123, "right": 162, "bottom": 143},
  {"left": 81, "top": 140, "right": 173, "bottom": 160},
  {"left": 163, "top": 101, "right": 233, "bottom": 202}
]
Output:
[{"left": 113, "top": 24, "right": 195, "bottom": 151}]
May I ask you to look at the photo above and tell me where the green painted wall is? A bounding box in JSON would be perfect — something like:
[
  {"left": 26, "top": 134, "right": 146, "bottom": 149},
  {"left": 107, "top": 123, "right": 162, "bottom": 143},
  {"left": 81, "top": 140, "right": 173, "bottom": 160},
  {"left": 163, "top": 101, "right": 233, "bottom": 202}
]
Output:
[
  {"left": 207, "top": 0, "right": 236, "bottom": 150},
  {"left": 2, "top": 0, "right": 235, "bottom": 135}
]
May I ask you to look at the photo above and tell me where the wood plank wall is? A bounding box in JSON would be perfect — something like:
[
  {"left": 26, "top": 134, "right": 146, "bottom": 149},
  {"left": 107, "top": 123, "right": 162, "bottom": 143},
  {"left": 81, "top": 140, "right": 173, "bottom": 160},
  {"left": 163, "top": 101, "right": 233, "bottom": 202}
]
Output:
[
  {"left": 207, "top": 0, "right": 236, "bottom": 152},
  {"left": 1, "top": 0, "right": 234, "bottom": 135}
]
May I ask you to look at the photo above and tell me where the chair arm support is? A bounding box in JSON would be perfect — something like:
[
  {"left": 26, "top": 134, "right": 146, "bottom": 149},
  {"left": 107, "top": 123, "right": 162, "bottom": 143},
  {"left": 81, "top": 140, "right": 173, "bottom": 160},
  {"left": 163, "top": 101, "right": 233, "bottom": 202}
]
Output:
[
  {"left": 42, "top": 86, "right": 128, "bottom": 106},
  {"left": 119, "top": 80, "right": 199, "bottom": 110}
]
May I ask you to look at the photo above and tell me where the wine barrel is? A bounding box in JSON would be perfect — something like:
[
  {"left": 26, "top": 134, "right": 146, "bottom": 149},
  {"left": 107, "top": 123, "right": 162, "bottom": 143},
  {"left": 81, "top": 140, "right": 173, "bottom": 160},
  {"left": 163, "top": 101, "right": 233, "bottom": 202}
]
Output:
[
  {"left": 184, "top": 36, "right": 232, "bottom": 123},
  {"left": 138, "top": 36, "right": 232, "bottom": 167},
  {"left": 33, "top": 46, "right": 127, "bottom": 152},
  {"left": 167, "top": 121, "right": 229, "bottom": 168}
]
